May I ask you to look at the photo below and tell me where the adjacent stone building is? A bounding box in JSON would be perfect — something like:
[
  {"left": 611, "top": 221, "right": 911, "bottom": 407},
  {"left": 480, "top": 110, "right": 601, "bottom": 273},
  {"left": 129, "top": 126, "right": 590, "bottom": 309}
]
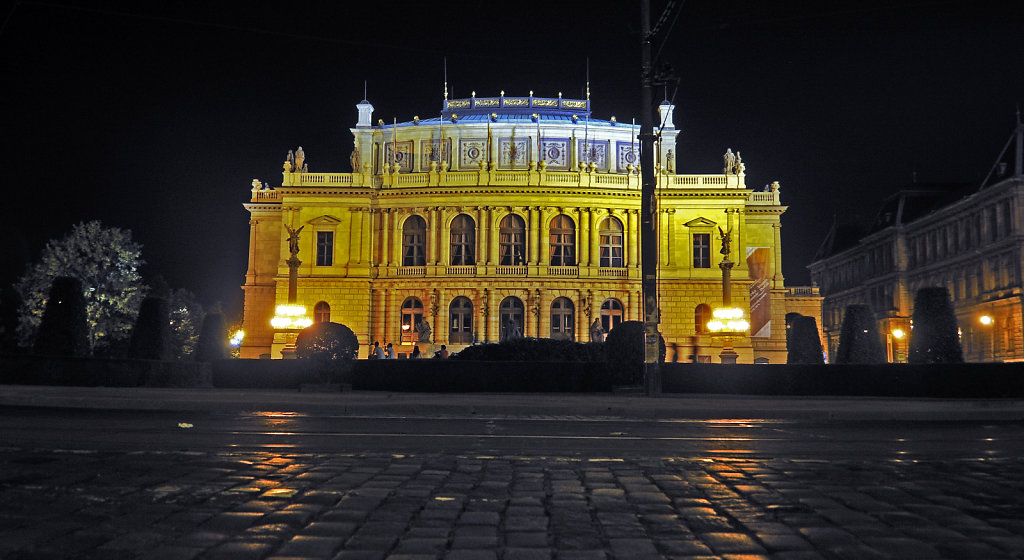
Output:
[
  {"left": 240, "top": 92, "right": 819, "bottom": 362},
  {"left": 809, "top": 122, "right": 1024, "bottom": 362}
]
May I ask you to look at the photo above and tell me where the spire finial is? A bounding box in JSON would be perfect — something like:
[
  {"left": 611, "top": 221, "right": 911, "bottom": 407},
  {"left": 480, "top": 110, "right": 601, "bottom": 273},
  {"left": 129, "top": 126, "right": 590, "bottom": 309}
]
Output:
[
  {"left": 443, "top": 57, "right": 448, "bottom": 100},
  {"left": 586, "top": 57, "right": 590, "bottom": 101},
  {"left": 364, "top": 80, "right": 367, "bottom": 101}
]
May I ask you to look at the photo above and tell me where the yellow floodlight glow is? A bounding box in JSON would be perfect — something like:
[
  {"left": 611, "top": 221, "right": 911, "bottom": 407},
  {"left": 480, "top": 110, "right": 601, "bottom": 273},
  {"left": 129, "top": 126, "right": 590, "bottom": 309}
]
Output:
[
  {"left": 229, "top": 329, "right": 245, "bottom": 347},
  {"left": 706, "top": 307, "right": 749, "bottom": 333},
  {"left": 891, "top": 328, "right": 905, "bottom": 339},
  {"left": 979, "top": 315, "right": 993, "bottom": 326},
  {"left": 271, "top": 305, "right": 313, "bottom": 329}
]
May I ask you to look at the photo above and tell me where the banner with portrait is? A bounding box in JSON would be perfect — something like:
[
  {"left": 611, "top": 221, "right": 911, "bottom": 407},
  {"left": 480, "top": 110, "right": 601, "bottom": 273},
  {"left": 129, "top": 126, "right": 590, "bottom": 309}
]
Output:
[{"left": 747, "top": 247, "right": 771, "bottom": 337}]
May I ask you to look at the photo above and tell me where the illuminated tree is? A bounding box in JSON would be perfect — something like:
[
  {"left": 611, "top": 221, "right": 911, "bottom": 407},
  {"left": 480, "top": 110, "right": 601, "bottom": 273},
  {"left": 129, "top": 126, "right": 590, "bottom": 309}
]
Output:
[
  {"left": 835, "top": 304, "right": 885, "bottom": 363},
  {"left": 15, "top": 221, "right": 146, "bottom": 354},
  {"left": 168, "top": 289, "right": 204, "bottom": 360},
  {"left": 908, "top": 287, "right": 963, "bottom": 364}
]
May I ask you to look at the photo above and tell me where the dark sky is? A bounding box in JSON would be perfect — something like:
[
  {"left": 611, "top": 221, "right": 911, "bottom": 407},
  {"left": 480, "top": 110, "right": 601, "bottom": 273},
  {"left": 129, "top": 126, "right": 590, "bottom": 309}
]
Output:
[{"left": 3, "top": 0, "right": 1023, "bottom": 318}]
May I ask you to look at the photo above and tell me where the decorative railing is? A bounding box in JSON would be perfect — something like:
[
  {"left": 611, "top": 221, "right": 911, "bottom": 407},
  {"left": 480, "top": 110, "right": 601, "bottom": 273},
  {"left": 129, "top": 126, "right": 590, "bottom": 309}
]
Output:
[
  {"left": 250, "top": 189, "right": 282, "bottom": 202},
  {"left": 445, "top": 265, "right": 477, "bottom": 276},
  {"left": 598, "top": 268, "right": 628, "bottom": 278},
  {"left": 495, "top": 265, "right": 528, "bottom": 276},
  {"left": 547, "top": 266, "right": 579, "bottom": 277},
  {"left": 397, "top": 266, "right": 426, "bottom": 277},
  {"left": 747, "top": 191, "right": 781, "bottom": 205},
  {"left": 786, "top": 286, "right": 820, "bottom": 297},
  {"left": 277, "top": 170, "right": 753, "bottom": 192}
]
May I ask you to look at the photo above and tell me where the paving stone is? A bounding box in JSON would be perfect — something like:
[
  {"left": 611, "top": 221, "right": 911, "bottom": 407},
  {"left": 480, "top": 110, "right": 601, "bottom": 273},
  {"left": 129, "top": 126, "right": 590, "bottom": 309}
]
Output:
[
  {"left": 444, "top": 550, "right": 498, "bottom": 560},
  {"left": 698, "top": 532, "right": 767, "bottom": 554},
  {"left": 452, "top": 536, "right": 500, "bottom": 549},
  {"left": 503, "top": 548, "right": 552, "bottom": 560},
  {"left": 203, "top": 541, "right": 275, "bottom": 559},
  {"left": 506, "top": 532, "right": 549, "bottom": 547},
  {"left": 554, "top": 551, "right": 606, "bottom": 560},
  {"left": 203, "top": 512, "right": 266, "bottom": 532},
  {"left": 276, "top": 535, "right": 346, "bottom": 557},
  {"left": 656, "top": 539, "right": 713, "bottom": 556},
  {"left": 795, "top": 527, "right": 857, "bottom": 547},
  {"left": 459, "top": 511, "right": 500, "bottom": 525}
]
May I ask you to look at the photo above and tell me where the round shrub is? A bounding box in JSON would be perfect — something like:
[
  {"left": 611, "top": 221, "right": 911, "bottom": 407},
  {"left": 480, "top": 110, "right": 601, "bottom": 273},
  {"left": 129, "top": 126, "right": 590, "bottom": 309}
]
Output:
[
  {"left": 604, "top": 321, "right": 665, "bottom": 386},
  {"left": 296, "top": 321, "right": 359, "bottom": 361}
]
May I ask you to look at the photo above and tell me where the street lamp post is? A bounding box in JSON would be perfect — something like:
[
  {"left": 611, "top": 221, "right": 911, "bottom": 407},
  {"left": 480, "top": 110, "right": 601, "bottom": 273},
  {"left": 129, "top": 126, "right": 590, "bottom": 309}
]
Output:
[
  {"left": 979, "top": 314, "right": 994, "bottom": 362},
  {"left": 706, "top": 229, "right": 748, "bottom": 363}
]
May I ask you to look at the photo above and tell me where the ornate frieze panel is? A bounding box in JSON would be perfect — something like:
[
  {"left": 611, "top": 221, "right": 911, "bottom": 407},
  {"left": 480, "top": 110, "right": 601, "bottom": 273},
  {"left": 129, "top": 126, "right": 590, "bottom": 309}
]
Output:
[
  {"left": 577, "top": 140, "right": 607, "bottom": 169},
  {"left": 499, "top": 137, "right": 529, "bottom": 168},
  {"left": 420, "top": 139, "right": 451, "bottom": 169},
  {"left": 460, "top": 138, "right": 487, "bottom": 167},
  {"left": 384, "top": 141, "right": 414, "bottom": 173},
  {"left": 539, "top": 138, "right": 569, "bottom": 170},
  {"left": 616, "top": 141, "right": 638, "bottom": 172}
]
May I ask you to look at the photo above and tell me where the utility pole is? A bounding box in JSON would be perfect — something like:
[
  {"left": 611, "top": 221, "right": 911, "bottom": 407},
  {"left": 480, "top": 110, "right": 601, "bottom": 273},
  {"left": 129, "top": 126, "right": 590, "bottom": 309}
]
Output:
[{"left": 639, "top": 0, "right": 661, "bottom": 395}]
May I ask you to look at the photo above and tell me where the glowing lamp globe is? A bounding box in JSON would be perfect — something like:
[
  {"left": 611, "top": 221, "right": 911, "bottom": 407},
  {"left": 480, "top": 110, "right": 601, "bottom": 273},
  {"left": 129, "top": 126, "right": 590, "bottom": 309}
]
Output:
[
  {"left": 271, "top": 304, "right": 313, "bottom": 329},
  {"left": 706, "top": 307, "right": 749, "bottom": 333}
]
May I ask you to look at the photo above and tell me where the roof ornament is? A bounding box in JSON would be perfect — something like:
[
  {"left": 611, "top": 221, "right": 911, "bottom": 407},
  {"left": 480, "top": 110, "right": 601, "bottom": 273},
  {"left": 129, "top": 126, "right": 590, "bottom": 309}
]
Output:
[
  {"left": 531, "top": 113, "right": 539, "bottom": 122},
  {"left": 450, "top": 113, "right": 458, "bottom": 123},
  {"left": 294, "top": 146, "right": 307, "bottom": 173}
]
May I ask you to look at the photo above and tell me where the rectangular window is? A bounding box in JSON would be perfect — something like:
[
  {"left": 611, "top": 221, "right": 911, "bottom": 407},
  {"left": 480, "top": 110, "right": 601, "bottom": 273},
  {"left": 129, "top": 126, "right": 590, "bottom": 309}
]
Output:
[
  {"left": 693, "top": 233, "right": 710, "bottom": 268},
  {"left": 316, "top": 231, "right": 333, "bottom": 266}
]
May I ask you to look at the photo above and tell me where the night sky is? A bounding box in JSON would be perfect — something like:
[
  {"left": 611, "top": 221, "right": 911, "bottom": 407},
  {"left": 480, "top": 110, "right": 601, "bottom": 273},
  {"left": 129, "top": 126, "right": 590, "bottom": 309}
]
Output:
[{"left": 3, "top": 0, "right": 1023, "bottom": 319}]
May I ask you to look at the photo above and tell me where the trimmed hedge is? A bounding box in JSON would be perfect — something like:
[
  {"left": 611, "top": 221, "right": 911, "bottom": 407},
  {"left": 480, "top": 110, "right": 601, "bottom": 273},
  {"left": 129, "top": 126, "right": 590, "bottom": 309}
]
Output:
[
  {"left": 835, "top": 304, "right": 885, "bottom": 364},
  {"left": 0, "top": 354, "right": 210, "bottom": 387}
]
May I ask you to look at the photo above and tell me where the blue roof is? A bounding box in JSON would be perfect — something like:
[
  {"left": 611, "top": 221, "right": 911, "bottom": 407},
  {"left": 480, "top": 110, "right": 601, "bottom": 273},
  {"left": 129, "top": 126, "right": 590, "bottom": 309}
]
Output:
[{"left": 386, "top": 113, "right": 633, "bottom": 129}]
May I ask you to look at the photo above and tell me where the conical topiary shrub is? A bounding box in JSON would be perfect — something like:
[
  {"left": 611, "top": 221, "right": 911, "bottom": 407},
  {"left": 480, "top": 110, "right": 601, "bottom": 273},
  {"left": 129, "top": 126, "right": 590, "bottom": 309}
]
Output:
[
  {"left": 129, "top": 296, "right": 171, "bottom": 360},
  {"left": 787, "top": 315, "right": 824, "bottom": 364},
  {"left": 194, "top": 312, "right": 228, "bottom": 362},
  {"left": 34, "top": 276, "right": 89, "bottom": 357},
  {"left": 908, "top": 287, "right": 963, "bottom": 364},
  {"left": 835, "top": 304, "right": 886, "bottom": 363}
]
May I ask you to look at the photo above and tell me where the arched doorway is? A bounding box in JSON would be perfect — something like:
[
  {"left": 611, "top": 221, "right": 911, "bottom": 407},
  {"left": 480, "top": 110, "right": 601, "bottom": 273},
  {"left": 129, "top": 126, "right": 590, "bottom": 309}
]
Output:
[
  {"left": 401, "top": 297, "right": 424, "bottom": 343},
  {"left": 449, "top": 296, "right": 474, "bottom": 344},
  {"left": 550, "top": 297, "right": 574, "bottom": 340},
  {"left": 499, "top": 297, "right": 524, "bottom": 341}
]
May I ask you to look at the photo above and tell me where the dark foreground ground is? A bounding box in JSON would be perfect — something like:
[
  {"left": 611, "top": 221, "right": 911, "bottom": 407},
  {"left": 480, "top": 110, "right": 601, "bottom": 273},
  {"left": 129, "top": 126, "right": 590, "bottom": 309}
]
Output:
[{"left": 1, "top": 386, "right": 1023, "bottom": 559}]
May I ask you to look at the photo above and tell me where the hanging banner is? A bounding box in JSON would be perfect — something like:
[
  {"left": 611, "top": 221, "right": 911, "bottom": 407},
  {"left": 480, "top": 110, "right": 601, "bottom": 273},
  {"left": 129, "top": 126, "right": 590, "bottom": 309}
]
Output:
[{"left": 747, "top": 247, "right": 771, "bottom": 337}]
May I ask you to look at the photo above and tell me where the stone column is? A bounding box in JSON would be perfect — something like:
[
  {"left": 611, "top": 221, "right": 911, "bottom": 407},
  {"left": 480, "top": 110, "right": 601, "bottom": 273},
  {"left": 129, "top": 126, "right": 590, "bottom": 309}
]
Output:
[
  {"left": 441, "top": 209, "right": 451, "bottom": 266},
  {"left": 589, "top": 209, "right": 600, "bottom": 268},
  {"left": 476, "top": 206, "right": 487, "bottom": 266},
  {"left": 246, "top": 218, "right": 259, "bottom": 284},
  {"left": 437, "top": 288, "right": 448, "bottom": 346},
  {"left": 540, "top": 208, "right": 552, "bottom": 267},
  {"left": 665, "top": 209, "right": 675, "bottom": 267},
  {"left": 578, "top": 208, "right": 589, "bottom": 269},
  {"left": 528, "top": 207, "right": 540, "bottom": 265},
  {"left": 431, "top": 207, "right": 442, "bottom": 265},
  {"left": 392, "top": 209, "right": 403, "bottom": 267},
  {"left": 773, "top": 222, "right": 784, "bottom": 288},
  {"left": 362, "top": 208, "right": 374, "bottom": 266},
  {"left": 627, "top": 209, "right": 639, "bottom": 269}
]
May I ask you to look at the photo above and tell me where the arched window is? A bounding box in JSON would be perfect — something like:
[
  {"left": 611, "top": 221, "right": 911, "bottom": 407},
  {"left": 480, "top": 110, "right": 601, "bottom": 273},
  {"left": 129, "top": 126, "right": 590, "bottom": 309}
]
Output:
[
  {"left": 549, "top": 215, "right": 576, "bottom": 266},
  {"left": 499, "top": 214, "right": 527, "bottom": 265},
  {"left": 599, "top": 217, "right": 624, "bottom": 268},
  {"left": 449, "top": 296, "right": 474, "bottom": 344},
  {"left": 600, "top": 299, "right": 624, "bottom": 333},
  {"left": 499, "top": 297, "right": 524, "bottom": 341},
  {"left": 550, "top": 297, "right": 574, "bottom": 340},
  {"left": 314, "top": 301, "right": 330, "bottom": 323},
  {"left": 450, "top": 214, "right": 476, "bottom": 266},
  {"left": 401, "top": 297, "right": 424, "bottom": 343},
  {"left": 402, "top": 215, "right": 427, "bottom": 266},
  {"left": 695, "top": 304, "right": 712, "bottom": 334}
]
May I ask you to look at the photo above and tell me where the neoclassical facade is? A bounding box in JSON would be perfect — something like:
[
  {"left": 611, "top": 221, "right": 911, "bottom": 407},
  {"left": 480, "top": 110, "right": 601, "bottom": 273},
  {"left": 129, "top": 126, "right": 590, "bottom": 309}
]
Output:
[
  {"left": 240, "top": 92, "right": 818, "bottom": 362},
  {"left": 809, "top": 123, "right": 1024, "bottom": 362}
]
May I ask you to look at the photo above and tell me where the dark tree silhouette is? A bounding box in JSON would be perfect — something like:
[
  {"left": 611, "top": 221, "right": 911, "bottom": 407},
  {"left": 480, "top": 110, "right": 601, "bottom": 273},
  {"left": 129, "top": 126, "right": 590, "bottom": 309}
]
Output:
[
  {"left": 295, "top": 322, "right": 359, "bottom": 361},
  {"left": 129, "top": 296, "right": 170, "bottom": 360},
  {"left": 605, "top": 321, "right": 665, "bottom": 386},
  {"left": 835, "top": 304, "right": 886, "bottom": 363},
  {"left": 908, "top": 287, "right": 964, "bottom": 364},
  {"left": 33, "top": 276, "right": 89, "bottom": 357},
  {"left": 194, "top": 312, "right": 228, "bottom": 362},
  {"left": 787, "top": 315, "right": 824, "bottom": 364}
]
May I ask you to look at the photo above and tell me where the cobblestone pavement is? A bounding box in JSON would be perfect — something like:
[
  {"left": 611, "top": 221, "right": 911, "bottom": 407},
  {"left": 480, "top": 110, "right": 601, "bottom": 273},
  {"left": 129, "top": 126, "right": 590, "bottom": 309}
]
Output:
[{"left": 2, "top": 448, "right": 1023, "bottom": 559}]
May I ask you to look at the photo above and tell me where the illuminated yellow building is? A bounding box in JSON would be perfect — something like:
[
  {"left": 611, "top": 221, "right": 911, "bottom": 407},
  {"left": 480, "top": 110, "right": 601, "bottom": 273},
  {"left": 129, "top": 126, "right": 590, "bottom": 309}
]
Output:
[{"left": 240, "top": 92, "right": 819, "bottom": 362}]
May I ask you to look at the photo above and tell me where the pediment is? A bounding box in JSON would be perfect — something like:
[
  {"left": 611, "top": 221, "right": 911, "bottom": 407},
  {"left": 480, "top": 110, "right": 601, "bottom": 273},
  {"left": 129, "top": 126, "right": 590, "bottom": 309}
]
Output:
[
  {"left": 683, "top": 217, "right": 717, "bottom": 228},
  {"left": 307, "top": 215, "right": 342, "bottom": 226}
]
